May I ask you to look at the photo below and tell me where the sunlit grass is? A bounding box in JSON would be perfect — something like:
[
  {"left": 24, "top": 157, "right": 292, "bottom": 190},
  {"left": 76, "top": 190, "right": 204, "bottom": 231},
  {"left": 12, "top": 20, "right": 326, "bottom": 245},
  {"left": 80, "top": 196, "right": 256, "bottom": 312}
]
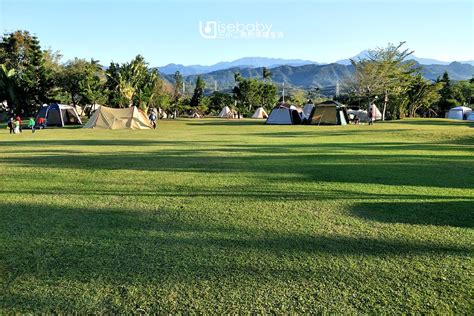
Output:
[{"left": 0, "top": 118, "right": 473, "bottom": 313}]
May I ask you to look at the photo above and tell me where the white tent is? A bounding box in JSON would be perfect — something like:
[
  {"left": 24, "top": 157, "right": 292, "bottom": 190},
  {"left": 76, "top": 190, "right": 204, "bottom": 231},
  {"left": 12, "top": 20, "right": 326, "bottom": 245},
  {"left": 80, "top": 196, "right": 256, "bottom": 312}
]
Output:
[
  {"left": 446, "top": 106, "right": 472, "bottom": 120},
  {"left": 266, "top": 103, "right": 303, "bottom": 125},
  {"left": 251, "top": 107, "right": 268, "bottom": 119},
  {"left": 218, "top": 106, "right": 236, "bottom": 119},
  {"left": 36, "top": 103, "right": 82, "bottom": 127},
  {"left": 369, "top": 103, "right": 382, "bottom": 120},
  {"left": 83, "top": 106, "right": 152, "bottom": 129},
  {"left": 347, "top": 109, "right": 369, "bottom": 122}
]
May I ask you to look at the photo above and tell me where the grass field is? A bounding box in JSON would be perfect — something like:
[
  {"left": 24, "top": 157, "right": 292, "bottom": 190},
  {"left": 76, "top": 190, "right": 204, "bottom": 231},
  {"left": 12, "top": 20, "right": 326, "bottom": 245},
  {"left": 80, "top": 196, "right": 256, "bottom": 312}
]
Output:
[{"left": 0, "top": 118, "right": 473, "bottom": 313}]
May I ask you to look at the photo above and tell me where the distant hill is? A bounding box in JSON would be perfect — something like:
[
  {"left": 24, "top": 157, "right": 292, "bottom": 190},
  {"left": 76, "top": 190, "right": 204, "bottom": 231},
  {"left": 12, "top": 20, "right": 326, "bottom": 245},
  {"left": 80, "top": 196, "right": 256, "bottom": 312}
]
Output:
[
  {"left": 161, "top": 61, "right": 473, "bottom": 97},
  {"left": 335, "top": 50, "right": 474, "bottom": 66},
  {"left": 158, "top": 57, "right": 319, "bottom": 75}
]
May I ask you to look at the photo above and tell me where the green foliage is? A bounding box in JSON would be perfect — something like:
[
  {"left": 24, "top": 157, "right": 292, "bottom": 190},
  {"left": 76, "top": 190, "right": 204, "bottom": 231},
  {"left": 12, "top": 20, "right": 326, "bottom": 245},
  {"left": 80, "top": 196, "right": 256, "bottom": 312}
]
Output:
[
  {"left": 208, "top": 91, "right": 232, "bottom": 114},
  {"left": 0, "top": 30, "right": 53, "bottom": 114},
  {"left": 58, "top": 58, "right": 106, "bottom": 107},
  {"left": 190, "top": 76, "right": 205, "bottom": 109},
  {"left": 105, "top": 55, "right": 160, "bottom": 110},
  {"left": 233, "top": 73, "right": 278, "bottom": 115}
]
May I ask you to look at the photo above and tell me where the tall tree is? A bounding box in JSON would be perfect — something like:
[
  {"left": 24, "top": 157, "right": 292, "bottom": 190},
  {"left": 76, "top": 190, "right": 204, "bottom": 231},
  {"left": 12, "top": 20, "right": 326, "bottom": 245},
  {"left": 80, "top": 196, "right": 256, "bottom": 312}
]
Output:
[
  {"left": 435, "top": 72, "right": 456, "bottom": 115},
  {"left": 0, "top": 30, "right": 52, "bottom": 114},
  {"left": 263, "top": 67, "right": 272, "bottom": 81},
  {"left": 190, "top": 75, "right": 205, "bottom": 108},
  {"left": 349, "top": 42, "right": 418, "bottom": 120}
]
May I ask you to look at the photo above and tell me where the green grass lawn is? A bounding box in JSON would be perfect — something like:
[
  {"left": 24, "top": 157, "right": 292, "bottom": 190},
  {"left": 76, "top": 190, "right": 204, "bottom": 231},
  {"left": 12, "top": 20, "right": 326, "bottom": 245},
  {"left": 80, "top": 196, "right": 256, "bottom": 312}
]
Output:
[{"left": 0, "top": 118, "right": 473, "bottom": 313}]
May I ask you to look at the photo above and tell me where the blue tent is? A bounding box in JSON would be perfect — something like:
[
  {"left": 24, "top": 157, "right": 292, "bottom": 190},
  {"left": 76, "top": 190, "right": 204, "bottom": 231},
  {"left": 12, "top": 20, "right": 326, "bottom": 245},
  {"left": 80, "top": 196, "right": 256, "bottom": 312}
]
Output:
[{"left": 36, "top": 103, "right": 82, "bottom": 127}]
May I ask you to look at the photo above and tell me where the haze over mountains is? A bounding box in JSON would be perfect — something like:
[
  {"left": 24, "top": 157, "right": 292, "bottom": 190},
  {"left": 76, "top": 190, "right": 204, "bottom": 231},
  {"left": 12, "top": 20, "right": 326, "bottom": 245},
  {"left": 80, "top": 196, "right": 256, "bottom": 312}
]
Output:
[{"left": 158, "top": 51, "right": 474, "bottom": 75}]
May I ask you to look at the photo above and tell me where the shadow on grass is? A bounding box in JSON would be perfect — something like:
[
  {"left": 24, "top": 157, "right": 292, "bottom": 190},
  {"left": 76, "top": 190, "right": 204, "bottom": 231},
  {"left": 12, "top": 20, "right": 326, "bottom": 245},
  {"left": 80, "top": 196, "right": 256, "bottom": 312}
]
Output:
[
  {"left": 1, "top": 146, "right": 472, "bottom": 188},
  {"left": 385, "top": 119, "right": 473, "bottom": 127},
  {"left": 0, "top": 202, "right": 470, "bottom": 284},
  {"left": 350, "top": 201, "right": 474, "bottom": 228},
  {"left": 186, "top": 120, "right": 265, "bottom": 126}
]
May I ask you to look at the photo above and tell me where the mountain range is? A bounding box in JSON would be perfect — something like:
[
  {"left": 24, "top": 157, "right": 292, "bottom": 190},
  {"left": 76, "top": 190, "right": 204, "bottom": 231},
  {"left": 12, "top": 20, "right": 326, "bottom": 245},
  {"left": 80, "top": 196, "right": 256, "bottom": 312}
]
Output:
[
  {"left": 162, "top": 61, "right": 473, "bottom": 96},
  {"left": 158, "top": 52, "right": 474, "bottom": 75}
]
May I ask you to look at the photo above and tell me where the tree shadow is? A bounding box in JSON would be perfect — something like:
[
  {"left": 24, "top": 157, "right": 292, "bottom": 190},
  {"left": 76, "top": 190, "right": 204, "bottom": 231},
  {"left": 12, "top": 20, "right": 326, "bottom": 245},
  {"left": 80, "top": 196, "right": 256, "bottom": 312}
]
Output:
[
  {"left": 385, "top": 119, "right": 473, "bottom": 127},
  {"left": 350, "top": 201, "right": 474, "bottom": 228},
  {"left": 1, "top": 201, "right": 471, "bottom": 312}
]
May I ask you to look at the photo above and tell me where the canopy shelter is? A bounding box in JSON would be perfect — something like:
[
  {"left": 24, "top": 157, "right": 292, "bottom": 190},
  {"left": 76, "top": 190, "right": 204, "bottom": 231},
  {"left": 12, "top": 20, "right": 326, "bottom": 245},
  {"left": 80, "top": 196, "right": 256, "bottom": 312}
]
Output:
[
  {"left": 446, "top": 106, "right": 472, "bottom": 120},
  {"left": 308, "top": 100, "right": 349, "bottom": 125},
  {"left": 36, "top": 103, "right": 82, "bottom": 127},
  {"left": 83, "top": 106, "right": 152, "bottom": 129},
  {"left": 251, "top": 107, "right": 268, "bottom": 119},
  {"left": 266, "top": 103, "right": 303, "bottom": 125}
]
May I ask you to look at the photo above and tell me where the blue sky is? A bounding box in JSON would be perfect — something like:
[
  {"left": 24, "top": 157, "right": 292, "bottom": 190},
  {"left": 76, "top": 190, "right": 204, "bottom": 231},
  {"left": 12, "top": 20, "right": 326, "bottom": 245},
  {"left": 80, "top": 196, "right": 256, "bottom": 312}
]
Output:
[{"left": 1, "top": 0, "right": 473, "bottom": 66}]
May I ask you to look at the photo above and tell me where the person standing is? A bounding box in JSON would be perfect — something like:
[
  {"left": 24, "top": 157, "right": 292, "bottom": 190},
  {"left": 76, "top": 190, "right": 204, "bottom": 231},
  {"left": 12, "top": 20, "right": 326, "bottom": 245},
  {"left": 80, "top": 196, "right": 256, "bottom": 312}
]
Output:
[
  {"left": 7, "top": 117, "right": 14, "bottom": 134},
  {"left": 149, "top": 112, "right": 157, "bottom": 129},
  {"left": 368, "top": 108, "right": 374, "bottom": 126},
  {"left": 13, "top": 117, "right": 20, "bottom": 133},
  {"left": 16, "top": 116, "right": 22, "bottom": 133},
  {"left": 28, "top": 117, "right": 36, "bottom": 133}
]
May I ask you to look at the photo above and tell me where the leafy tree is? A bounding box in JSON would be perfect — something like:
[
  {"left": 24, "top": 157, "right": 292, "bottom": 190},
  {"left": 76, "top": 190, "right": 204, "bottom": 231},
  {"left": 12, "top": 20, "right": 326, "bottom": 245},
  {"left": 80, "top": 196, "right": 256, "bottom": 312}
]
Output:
[
  {"left": 105, "top": 55, "right": 157, "bottom": 110},
  {"left": 349, "top": 42, "right": 418, "bottom": 120},
  {"left": 406, "top": 74, "right": 442, "bottom": 117},
  {"left": 209, "top": 91, "right": 232, "bottom": 113},
  {"left": 0, "top": 30, "right": 52, "bottom": 114},
  {"left": 58, "top": 58, "right": 105, "bottom": 107},
  {"left": 289, "top": 89, "right": 307, "bottom": 106}
]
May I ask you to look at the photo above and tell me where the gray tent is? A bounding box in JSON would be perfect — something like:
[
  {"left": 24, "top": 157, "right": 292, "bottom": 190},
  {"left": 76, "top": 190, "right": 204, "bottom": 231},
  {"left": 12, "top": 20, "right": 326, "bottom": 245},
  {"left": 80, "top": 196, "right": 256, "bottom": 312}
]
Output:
[
  {"left": 308, "top": 101, "right": 349, "bottom": 125},
  {"left": 266, "top": 103, "right": 303, "bottom": 125}
]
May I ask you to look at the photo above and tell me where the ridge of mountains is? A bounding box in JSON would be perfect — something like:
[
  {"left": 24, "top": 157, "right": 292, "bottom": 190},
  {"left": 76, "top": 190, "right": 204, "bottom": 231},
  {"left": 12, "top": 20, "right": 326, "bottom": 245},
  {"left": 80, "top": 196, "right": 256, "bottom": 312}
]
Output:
[
  {"left": 161, "top": 61, "right": 474, "bottom": 95},
  {"left": 158, "top": 52, "right": 474, "bottom": 76}
]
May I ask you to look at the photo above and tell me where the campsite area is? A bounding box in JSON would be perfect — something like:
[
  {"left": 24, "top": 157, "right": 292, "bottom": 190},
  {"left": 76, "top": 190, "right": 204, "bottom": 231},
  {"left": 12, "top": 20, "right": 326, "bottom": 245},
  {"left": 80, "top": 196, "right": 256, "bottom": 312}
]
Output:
[{"left": 0, "top": 119, "right": 473, "bottom": 313}]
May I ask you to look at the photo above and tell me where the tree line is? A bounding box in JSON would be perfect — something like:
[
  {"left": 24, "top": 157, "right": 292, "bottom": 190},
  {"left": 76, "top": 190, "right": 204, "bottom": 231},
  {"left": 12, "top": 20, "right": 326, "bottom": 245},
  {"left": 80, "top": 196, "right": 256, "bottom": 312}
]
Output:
[{"left": 0, "top": 31, "right": 472, "bottom": 119}]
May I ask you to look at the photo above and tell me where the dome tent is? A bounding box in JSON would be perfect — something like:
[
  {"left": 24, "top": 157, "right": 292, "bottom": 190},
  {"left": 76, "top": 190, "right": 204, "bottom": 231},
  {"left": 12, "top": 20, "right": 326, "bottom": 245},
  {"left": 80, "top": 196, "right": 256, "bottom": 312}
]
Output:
[
  {"left": 446, "top": 106, "right": 472, "bottom": 120},
  {"left": 308, "top": 100, "right": 349, "bottom": 125},
  {"left": 83, "top": 106, "right": 152, "bottom": 129},
  {"left": 36, "top": 103, "right": 82, "bottom": 127},
  {"left": 251, "top": 107, "right": 268, "bottom": 119},
  {"left": 266, "top": 103, "right": 303, "bottom": 125}
]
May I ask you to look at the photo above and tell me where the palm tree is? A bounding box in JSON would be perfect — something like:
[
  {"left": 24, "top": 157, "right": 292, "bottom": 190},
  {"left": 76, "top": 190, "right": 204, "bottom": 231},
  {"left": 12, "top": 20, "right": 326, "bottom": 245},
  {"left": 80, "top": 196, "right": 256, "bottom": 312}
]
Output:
[{"left": 0, "top": 64, "right": 19, "bottom": 111}]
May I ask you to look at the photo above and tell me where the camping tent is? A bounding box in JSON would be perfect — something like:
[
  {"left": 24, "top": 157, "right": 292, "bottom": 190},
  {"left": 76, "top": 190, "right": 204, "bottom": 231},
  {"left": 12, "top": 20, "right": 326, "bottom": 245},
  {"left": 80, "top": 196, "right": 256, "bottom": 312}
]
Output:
[
  {"left": 218, "top": 106, "right": 237, "bottom": 118},
  {"left": 302, "top": 103, "right": 315, "bottom": 121},
  {"left": 347, "top": 108, "right": 368, "bottom": 122},
  {"left": 446, "top": 106, "right": 472, "bottom": 120},
  {"left": 466, "top": 112, "right": 474, "bottom": 121},
  {"left": 251, "top": 107, "right": 268, "bottom": 119},
  {"left": 369, "top": 103, "right": 383, "bottom": 120},
  {"left": 266, "top": 103, "right": 303, "bottom": 125},
  {"left": 81, "top": 104, "right": 102, "bottom": 116},
  {"left": 308, "top": 100, "right": 349, "bottom": 125},
  {"left": 83, "top": 106, "right": 152, "bottom": 129},
  {"left": 36, "top": 103, "right": 82, "bottom": 127}
]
